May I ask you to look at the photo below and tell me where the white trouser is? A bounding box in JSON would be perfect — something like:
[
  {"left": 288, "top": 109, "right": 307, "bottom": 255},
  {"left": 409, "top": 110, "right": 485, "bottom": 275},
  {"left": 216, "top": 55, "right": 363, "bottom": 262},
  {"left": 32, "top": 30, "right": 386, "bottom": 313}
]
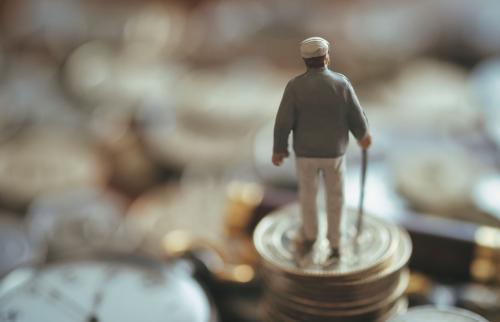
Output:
[{"left": 296, "top": 157, "right": 345, "bottom": 249}]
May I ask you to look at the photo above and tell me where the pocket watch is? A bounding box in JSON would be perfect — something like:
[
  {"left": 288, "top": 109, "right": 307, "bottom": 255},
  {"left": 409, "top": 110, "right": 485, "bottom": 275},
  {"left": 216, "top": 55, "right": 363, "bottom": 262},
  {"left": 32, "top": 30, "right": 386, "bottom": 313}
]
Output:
[{"left": 0, "top": 255, "right": 218, "bottom": 322}]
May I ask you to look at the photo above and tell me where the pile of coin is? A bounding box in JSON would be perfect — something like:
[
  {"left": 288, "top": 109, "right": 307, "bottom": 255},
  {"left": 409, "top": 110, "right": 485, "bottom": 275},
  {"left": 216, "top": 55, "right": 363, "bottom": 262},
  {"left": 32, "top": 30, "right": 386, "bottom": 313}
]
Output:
[{"left": 254, "top": 204, "right": 412, "bottom": 322}]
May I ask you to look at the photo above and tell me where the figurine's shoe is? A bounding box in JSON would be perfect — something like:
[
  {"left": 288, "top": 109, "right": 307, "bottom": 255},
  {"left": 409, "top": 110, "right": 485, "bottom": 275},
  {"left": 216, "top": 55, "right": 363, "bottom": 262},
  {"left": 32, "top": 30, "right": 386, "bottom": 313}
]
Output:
[
  {"left": 293, "top": 239, "right": 315, "bottom": 260},
  {"left": 323, "top": 247, "right": 341, "bottom": 266}
]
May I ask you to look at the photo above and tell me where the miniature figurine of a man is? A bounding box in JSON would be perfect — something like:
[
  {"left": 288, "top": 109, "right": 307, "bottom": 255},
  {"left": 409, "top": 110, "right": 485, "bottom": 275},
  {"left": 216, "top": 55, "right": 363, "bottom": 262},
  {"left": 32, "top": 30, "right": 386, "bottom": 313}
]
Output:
[{"left": 272, "top": 37, "right": 371, "bottom": 260}]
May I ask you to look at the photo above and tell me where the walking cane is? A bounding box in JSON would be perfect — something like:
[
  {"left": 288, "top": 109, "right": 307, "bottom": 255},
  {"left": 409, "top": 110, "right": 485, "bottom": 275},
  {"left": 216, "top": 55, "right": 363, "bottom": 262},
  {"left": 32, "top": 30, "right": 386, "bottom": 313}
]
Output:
[{"left": 355, "top": 149, "right": 368, "bottom": 243}]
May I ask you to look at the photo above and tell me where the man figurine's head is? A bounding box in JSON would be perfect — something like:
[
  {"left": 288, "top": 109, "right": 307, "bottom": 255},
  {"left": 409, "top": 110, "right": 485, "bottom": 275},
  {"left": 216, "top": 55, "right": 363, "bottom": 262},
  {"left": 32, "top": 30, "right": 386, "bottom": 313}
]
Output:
[{"left": 300, "top": 37, "right": 330, "bottom": 69}]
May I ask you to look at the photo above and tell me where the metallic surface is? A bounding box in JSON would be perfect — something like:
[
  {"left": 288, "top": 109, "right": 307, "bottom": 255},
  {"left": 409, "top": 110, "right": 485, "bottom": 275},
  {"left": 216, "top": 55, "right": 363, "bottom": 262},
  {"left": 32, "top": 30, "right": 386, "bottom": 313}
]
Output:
[{"left": 254, "top": 204, "right": 412, "bottom": 322}]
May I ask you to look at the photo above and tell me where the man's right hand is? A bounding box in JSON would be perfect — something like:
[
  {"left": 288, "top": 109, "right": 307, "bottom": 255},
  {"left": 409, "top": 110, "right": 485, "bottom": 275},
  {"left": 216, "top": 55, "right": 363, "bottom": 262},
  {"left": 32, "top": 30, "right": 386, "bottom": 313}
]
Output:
[
  {"left": 272, "top": 152, "right": 289, "bottom": 166},
  {"left": 358, "top": 134, "right": 372, "bottom": 150}
]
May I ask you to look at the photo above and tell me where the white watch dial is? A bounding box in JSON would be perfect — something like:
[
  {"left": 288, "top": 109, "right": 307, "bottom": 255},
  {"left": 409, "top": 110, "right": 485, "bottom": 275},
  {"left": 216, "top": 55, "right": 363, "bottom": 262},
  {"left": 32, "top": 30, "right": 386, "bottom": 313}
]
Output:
[{"left": 0, "top": 258, "right": 215, "bottom": 322}]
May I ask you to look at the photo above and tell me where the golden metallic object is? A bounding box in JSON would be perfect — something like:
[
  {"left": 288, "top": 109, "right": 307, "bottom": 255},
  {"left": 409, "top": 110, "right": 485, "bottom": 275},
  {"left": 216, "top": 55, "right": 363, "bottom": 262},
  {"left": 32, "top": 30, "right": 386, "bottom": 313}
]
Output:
[
  {"left": 406, "top": 272, "right": 432, "bottom": 297},
  {"left": 254, "top": 205, "right": 412, "bottom": 322},
  {"left": 472, "top": 226, "right": 500, "bottom": 284},
  {"left": 127, "top": 180, "right": 264, "bottom": 285}
]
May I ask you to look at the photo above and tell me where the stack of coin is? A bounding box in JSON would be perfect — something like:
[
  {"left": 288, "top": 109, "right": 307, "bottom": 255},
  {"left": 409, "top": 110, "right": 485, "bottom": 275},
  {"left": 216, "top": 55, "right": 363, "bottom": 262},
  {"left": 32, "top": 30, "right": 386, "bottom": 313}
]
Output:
[
  {"left": 387, "top": 306, "right": 489, "bottom": 322},
  {"left": 254, "top": 204, "right": 412, "bottom": 322}
]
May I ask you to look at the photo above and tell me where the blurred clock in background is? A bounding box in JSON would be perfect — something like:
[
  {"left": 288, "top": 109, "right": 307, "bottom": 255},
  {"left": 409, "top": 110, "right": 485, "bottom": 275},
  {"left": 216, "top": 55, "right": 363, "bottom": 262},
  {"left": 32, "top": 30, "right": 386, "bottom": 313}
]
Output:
[{"left": 0, "top": 255, "right": 218, "bottom": 322}]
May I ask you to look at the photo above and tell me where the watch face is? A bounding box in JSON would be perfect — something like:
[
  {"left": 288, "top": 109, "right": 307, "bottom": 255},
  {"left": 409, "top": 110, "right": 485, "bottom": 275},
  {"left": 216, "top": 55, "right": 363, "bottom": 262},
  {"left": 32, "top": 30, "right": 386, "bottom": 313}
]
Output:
[{"left": 0, "top": 257, "right": 217, "bottom": 322}]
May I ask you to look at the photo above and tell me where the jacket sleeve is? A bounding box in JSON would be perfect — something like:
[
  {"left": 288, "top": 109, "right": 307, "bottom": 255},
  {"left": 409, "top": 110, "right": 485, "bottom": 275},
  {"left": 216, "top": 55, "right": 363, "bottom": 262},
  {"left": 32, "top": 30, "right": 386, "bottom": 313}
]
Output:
[
  {"left": 273, "top": 81, "right": 295, "bottom": 154},
  {"left": 344, "top": 79, "right": 369, "bottom": 140}
]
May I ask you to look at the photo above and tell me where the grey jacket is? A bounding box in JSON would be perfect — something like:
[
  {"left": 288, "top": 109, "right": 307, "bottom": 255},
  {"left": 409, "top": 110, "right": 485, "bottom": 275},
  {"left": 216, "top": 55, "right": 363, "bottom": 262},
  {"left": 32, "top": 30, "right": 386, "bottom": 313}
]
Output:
[{"left": 273, "top": 67, "right": 368, "bottom": 158}]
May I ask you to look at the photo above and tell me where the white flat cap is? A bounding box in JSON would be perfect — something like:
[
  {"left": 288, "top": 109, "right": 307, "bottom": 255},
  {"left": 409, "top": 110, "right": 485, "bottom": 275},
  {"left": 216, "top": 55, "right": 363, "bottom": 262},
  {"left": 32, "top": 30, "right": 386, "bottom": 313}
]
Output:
[{"left": 300, "top": 37, "right": 329, "bottom": 58}]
